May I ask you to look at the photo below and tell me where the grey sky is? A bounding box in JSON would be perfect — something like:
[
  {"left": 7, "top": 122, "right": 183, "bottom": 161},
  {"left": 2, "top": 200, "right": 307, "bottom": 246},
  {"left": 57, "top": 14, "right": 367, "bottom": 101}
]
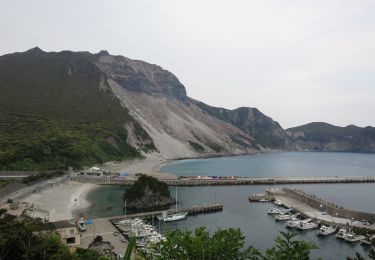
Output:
[{"left": 1, "top": 0, "right": 375, "bottom": 128}]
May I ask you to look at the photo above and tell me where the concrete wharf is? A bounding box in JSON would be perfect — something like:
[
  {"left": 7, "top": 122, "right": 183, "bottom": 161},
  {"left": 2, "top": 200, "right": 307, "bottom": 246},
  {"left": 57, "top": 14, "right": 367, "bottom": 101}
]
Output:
[
  {"left": 266, "top": 187, "right": 375, "bottom": 231},
  {"left": 72, "top": 175, "right": 375, "bottom": 186}
]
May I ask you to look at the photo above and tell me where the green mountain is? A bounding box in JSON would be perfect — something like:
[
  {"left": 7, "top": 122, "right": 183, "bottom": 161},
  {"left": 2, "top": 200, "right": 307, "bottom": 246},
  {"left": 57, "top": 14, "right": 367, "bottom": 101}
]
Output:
[
  {"left": 287, "top": 122, "right": 375, "bottom": 152},
  {"left": 0, "top": 47, "right": 155, "bottom": 170}
]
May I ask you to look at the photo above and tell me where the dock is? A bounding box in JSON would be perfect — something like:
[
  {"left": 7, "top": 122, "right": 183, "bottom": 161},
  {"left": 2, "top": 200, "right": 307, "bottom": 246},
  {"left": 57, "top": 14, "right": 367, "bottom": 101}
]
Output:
[
  {"left": 72, "top": 175, "right": 375, "bottom": 186},
  {"left": 266, "top": 188, "right": 375, "bottom": 231},
  {"left": 107, "top": 203, "right": 223, "bottom": 223}
]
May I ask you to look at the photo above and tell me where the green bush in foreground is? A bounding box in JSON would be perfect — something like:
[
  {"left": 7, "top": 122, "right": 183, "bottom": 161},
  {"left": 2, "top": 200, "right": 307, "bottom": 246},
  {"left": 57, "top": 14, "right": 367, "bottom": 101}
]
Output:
[{"left": 148, "top": 227, "right": 318, "bottom": 260}]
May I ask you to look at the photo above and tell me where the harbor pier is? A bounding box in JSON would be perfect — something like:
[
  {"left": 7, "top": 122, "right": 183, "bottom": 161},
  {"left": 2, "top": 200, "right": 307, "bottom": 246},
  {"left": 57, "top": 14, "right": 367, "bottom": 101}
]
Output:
[
  {"left": 266, "top": 188, "right": 375, "bottom": 230},
  {"left": 107, "top": 203, "right": 223, "bottom": 223}
]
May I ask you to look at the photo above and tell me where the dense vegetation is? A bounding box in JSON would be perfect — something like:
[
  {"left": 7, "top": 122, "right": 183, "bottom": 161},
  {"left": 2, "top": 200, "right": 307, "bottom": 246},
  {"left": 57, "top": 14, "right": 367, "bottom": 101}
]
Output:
[
  {"left": 123, "top": 174, "right": 170, "bottom": 201},
  {"left": 148, "top": 227, "right": 375, "bottom": 260},
  {"left": 0, "top": 209, "right": 107, "bottom": 260},
  {"left": 0, "top": 49, "right": 155, "bottom": 170},
  {"left": 148, "top": 227, "right": 318, "bottom": 260}
]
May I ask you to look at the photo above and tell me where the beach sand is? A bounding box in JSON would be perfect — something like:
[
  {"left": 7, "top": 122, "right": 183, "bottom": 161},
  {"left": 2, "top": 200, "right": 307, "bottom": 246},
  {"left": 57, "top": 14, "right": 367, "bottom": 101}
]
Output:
[
  {"left": 22, "top": 155, "right": 176, "bottom": 221},
  {"left": 102, "top": 153, "right": 178, "bottom": 180},
  {"left": 24, "top": 181, "right": 97, "bottom": 222}
]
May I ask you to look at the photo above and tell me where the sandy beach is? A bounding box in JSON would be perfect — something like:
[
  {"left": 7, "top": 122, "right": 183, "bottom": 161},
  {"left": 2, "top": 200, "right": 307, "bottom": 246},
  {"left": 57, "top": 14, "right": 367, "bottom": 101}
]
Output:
[
  {"left": 24, "top": 181, "right": 97, "bottom": 222},
  {"left": 102, "top": 153, "right": 178, "bottom": 180}
]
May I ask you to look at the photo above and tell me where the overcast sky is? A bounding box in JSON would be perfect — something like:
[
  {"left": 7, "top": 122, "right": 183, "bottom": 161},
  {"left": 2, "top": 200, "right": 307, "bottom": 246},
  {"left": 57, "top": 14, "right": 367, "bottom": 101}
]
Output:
[{"left": 1, "top": 0, "right": 375, "bottom": 128}]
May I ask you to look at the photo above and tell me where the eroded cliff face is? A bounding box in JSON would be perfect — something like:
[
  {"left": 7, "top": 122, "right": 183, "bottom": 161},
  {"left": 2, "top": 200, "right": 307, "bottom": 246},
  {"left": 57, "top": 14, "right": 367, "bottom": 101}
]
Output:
[
  {"left": 94, "top": 52, "right": 264, "bottom": 159},
  {"left": 95, "top": 55, "right": 187, "bottom": 100}
]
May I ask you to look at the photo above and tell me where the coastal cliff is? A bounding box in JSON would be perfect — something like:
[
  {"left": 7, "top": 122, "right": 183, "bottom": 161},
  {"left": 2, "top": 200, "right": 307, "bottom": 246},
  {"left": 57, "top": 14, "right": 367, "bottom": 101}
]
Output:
[{"left": 0, "top": 48, "right": 374, "bottom": 171}]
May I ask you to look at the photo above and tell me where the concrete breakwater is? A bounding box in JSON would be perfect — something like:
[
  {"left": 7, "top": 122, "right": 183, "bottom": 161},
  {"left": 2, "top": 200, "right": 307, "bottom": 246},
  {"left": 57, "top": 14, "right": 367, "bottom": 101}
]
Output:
[
  {"left": 279, "top": 188, "right": 375, "bottom": 223},
  {"left": 72, "top": 175, "right": 375, "bottom": 186},
  {"left": 267, "top": 187, "right": 375, "bottom": 229}
]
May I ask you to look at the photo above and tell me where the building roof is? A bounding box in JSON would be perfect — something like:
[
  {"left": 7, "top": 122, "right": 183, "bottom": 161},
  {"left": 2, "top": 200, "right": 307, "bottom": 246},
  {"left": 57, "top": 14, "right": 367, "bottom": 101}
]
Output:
[{"left": 52, "top": 220, "right": 76, "bottom": 229}]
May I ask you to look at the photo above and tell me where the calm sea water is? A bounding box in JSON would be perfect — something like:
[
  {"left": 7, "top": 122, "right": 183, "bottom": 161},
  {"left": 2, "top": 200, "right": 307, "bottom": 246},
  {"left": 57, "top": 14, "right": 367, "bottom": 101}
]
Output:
[
  {"left": 85, "top": 152, "right": 375, "bottom": 259},
  {"left": 161, "top": 151, "right": 375, "bottom": 178}
]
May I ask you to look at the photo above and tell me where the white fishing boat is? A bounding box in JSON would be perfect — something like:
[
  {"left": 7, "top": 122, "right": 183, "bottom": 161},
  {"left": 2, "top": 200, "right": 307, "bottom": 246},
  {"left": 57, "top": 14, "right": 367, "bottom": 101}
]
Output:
[
  {"left": 336, "top": 228, "right": 348, "bottom": 239},
  {"left": 344, "top": 231, "right": 365, "bottom": 243},
  {"left": 275, "top": 213, "right": 292, "bottom": 221},
  {"left": 287, "top": 218, "right": 311, "bottom": 228},
  {"left": 157, "top": 187, "right": 188, "bottom": 222},
  {"left": 286, "top": 219, "right": 301, "bottom": 228},
  {"left": 274, "top": 199, "right": 283, "bottom": 206},
  {"left": 297, "top": 219, "right": 319, "bottom": 230},
  {"left": 268, "top": 208, "right": 282, "bottom": 215},
  {"left": 317, "top": 224, "right": 337, "bottom": 236}
]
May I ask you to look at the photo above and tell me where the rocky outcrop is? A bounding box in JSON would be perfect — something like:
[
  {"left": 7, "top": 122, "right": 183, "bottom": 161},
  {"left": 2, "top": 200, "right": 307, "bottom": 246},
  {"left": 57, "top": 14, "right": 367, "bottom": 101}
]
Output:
[
  {"left": 124, "top": 175, "right": 174, "bottom": 211},
  {"left": 125, "top": 185, "right": 174, "bottom": 210}
]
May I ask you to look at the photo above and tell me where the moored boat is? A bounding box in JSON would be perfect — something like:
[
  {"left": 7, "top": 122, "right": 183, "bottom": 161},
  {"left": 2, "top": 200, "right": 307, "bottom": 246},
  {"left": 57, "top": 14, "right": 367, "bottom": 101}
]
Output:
[
  {"left": 344, "top": 232, "right": 365, "bottom": 243},
  {"left": 274, "top": 199, "right": 283, "bottom": 206},
  {"left": 157, "top": 211, "right": 188, "bottom": 222},
  {"left": 268, "top": 208, "right": 282, "bottom": 215},
  {"left": 317, "top": 224, "right": 337, "bottom": 236},
  {"left": 275, "top": 213, "right": 292, "bottom": 221},
  {"left": 297, "top": 219, "right": 319, "bottom": 230},
  {"left": 157, "top": 187, "right": 188, "bottom": 222},
  {"left": 336, "top": 228, "right": 348, "bottom": 239}
]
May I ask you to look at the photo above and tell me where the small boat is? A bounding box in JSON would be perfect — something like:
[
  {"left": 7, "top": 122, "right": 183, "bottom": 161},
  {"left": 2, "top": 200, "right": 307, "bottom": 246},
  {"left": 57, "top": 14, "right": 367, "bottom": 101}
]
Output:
[
  {"left": 317, "top": 224, "right": 337, "bottom": 236},
  {"left": 268, "top": 208, "right": 282, "bottom": 215},
  {"left": 275, "top": 213, "right": 292, "bottom": 221},
  {"left": 157, "top": 211, "right": 188, "bottom": 222},
  {"left": 336, "top": 228, "right": 348, "bottom": 239},
  {"left": 77, "top": 218, "right": 87, "bottom": 231},
  {"left": 297, "top": 219, "right": 319, "bottom": 230},
  {"left": 157, "top": 187, "right": 188, "bottom": 222},
  {"left": 286, "top": 218, "right": 311, "bottom": 228},
  {"left": 274, "top": 199, "right": 283, "bottom": 206},
  {"left": 344, "top": 232, "right": 365, "bottom": 243}
]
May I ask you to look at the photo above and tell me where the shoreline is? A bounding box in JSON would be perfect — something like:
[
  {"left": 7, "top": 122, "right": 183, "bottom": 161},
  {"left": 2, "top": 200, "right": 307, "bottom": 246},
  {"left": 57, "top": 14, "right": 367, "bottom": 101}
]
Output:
[
  {"left": 18, "top": 150, "right": 285, "bottom": 221},
  {"left": 23, "top": 181, "right": 97, "bottom": 222},
  {"left": 104, "top": 150, "right": 286, "bottom": 176}
]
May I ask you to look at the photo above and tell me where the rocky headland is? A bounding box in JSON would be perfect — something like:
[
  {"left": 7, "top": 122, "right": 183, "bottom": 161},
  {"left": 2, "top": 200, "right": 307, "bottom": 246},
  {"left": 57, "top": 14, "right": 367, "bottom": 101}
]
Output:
[{"left": 123, "top": 175, "right": 175, "bottom": 211}]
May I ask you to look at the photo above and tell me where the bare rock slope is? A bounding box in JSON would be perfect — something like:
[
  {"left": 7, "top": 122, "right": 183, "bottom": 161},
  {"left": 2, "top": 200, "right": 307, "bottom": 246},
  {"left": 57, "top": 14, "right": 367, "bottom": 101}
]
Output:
[{"left": 94, "top": 52, "right": 282, "bottom": 159}]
